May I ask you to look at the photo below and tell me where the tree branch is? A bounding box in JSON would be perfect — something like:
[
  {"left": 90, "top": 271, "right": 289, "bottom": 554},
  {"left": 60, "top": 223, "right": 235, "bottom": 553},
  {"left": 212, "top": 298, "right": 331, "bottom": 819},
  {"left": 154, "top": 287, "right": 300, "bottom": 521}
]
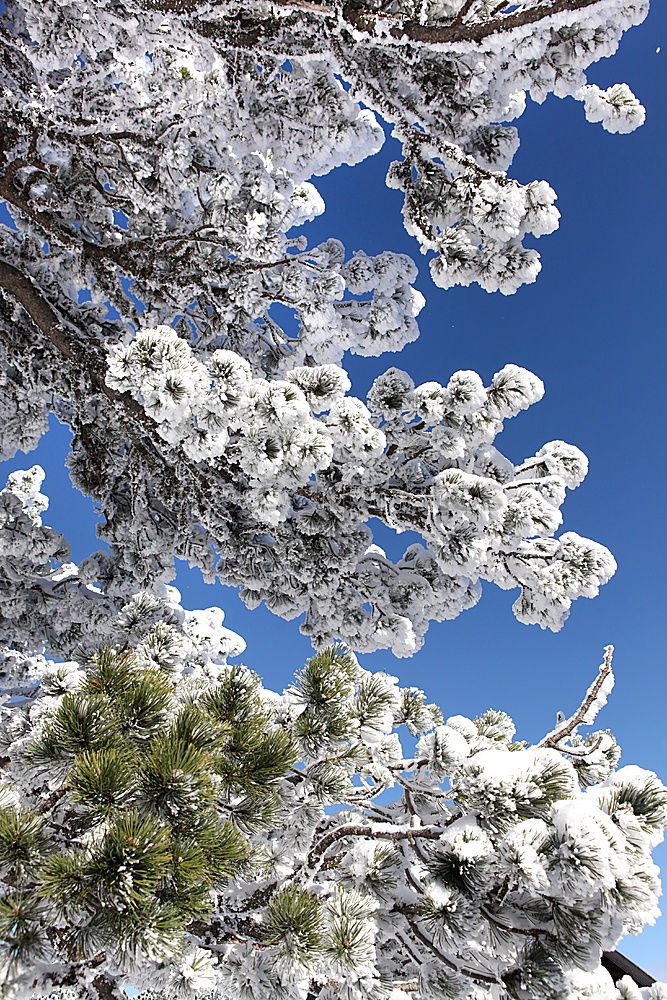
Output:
[
  {"left": 123, "top": 0, "right": 614, "bottom": 54},
  {"left": 0, "top": 260, "right": 146, "bottom": 421},
  {"left": 0, "top": 259, "right": 246, "bottom": 503},
  {"left": 92, "top": 974, "right": 120, "bottom": 1000},
  {"left": 405, "top": 918, "right": 503, "bottom": 986},
  {"left": 341, "top": 0, "right": 615, "bottom": 45},
  {"left": 539, "top": 645, "right": 614, "bottom": 749},
  {"left": 450, "top": 0, "right": 479, "bottom": 28},
  {"left": 307, "top": 821, "right": 444, "bottom": 867}
]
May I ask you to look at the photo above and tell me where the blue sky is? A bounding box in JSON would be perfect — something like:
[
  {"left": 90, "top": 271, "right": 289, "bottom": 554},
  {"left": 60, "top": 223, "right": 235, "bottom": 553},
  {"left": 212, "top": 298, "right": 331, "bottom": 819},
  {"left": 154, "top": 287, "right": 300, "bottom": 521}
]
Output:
[{"left": 2, "top": 3, "right": 666, "bottom": 975}]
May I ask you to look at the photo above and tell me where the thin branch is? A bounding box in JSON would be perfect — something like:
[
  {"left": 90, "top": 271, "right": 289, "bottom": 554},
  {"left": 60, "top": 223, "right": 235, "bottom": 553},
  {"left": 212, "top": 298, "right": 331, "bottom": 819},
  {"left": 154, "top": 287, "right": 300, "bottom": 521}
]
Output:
[
  {"left": 451, "top": 0, "right": 479, "bottom": 27},
  {"left": 480, "top": 905, "right": 556, "bottom": 941},
  {"left": 402, "top": 788, "right": 431, "bottom": 866},
  {"left": 33, "top": 786, "right": 68, "bottom": 816},
  {"left": 539, "top": 645, "right": 614, "bottom": 749},
  {"left": 405, "top": 917, "right": 503, "bottom": 986},
  {"left": 307, "top": 821, "right": 444, "bottom": 867}
]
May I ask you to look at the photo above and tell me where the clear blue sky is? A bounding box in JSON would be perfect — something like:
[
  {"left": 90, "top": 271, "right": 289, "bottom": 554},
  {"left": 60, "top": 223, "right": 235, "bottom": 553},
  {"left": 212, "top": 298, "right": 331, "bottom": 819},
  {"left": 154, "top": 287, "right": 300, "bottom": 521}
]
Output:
[{"left": 1, "top": 3, "right": 665, "bottom": 975}]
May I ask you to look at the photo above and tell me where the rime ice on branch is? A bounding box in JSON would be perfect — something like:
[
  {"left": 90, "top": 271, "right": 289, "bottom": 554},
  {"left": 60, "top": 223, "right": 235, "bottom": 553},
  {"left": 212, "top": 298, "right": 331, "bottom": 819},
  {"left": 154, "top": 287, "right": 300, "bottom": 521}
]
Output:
[
  {"left": 1, "top": 588, "right": 666, "bottom": 1000},
  {"left": 0, "top": 0, "right": 645, "bottom": 650}
]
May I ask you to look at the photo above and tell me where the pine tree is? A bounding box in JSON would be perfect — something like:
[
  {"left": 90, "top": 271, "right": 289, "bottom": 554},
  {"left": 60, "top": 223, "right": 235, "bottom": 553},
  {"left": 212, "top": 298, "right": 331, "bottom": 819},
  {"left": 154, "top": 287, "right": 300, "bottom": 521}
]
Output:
[
  {"left": 0, "top": 3, "right": 663, "bottom": 999},
  {"left": 1, "top": 602, "right": 666, "bottom": 1000},
  {"left": 0, "top": 0, "right": 644, "bottom": 654}
]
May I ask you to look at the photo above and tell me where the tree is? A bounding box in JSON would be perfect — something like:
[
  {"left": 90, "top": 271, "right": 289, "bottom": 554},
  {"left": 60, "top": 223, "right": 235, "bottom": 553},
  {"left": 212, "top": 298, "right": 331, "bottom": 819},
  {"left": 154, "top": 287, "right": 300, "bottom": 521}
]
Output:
[
  {"left": 0, "top": 467, "right": 665, "bottom": 1000},
  {"left": 0, "top": 0, "right": 647, "bottom": 654},
  {"left": 0, "top": 2, "right": 664, "bottom": 997}
]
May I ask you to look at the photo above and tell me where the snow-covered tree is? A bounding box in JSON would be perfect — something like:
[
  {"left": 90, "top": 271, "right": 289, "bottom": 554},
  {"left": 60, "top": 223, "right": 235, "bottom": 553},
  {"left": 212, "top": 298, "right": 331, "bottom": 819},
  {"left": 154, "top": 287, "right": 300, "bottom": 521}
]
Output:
[
  {"left": 0, "top": 469, "right": 663, "bottom": 1000},
  {"left": 1, "top": 4, "right": 663, "bottom": 995},
  {"left": 0, "top": 0, "right": 646, "bottom": 653},
  {"left": 1, "top": 558, "right": 666, "bottom": 1000}
]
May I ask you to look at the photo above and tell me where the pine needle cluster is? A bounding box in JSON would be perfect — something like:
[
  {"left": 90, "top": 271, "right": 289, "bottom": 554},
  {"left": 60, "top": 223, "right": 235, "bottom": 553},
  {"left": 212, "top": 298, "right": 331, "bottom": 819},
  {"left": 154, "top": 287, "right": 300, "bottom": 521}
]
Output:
[
  {"left": 1, "top": 633, "right": 666, "bottom": 1000},
  {"left": 0, "top": 646, "right": 298, "bottom": 972}
]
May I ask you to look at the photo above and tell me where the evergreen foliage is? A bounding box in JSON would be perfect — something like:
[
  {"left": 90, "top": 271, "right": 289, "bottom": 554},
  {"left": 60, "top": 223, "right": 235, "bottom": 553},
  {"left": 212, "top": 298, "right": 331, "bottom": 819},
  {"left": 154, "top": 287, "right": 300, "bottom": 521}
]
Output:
[
  {"left": 0, "top": 1, "right": 662, "bottom": 999},
  {"left": 0, "top": 604, "right": 665, "bottom": 1000},
  {"left": 0, "top": 646, "right": 299, "bottom": 977},
  {"left": 0, "top": 0, "right": 644, "bottom": 656}
]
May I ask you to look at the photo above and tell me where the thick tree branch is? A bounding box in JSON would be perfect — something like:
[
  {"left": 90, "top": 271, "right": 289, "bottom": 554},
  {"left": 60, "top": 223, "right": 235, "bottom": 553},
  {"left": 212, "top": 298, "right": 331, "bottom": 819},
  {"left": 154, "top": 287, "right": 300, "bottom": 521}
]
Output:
[
  {"left": 0, "top": 260, "right": 430, "bottom": 538},
  {"left": 0, "top": 259, "right": 248, "bottom": 507},
  {"left": 0, "top": 260, "right": 147, "bottom": 422},
  {"left": 341, "top": 0, "right": 615, "bottom": 44},
  {"left": 132, "top": 0, "right": 614, "bottom": 53}
]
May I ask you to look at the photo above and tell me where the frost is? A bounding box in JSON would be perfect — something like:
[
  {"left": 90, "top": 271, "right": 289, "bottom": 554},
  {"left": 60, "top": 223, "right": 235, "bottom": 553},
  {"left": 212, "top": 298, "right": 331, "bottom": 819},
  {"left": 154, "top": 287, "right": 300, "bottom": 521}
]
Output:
[
  {"left": 0, "top": 0, "right": 641, "bottom": 653},
  {"left": 0, "top": 1, "right": 660, "bottom": 994},
  {"left": 1, "top": 624, "right": 666, "bottom": 1000},
  {"left": 576, "top": 83, "right": 647, "bottom": 134}
]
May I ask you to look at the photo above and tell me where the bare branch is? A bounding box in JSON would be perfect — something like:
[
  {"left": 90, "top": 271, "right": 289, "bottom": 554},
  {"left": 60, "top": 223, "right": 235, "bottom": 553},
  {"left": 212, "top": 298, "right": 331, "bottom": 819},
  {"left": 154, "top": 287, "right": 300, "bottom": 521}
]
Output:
[
  {"left": 307, "top": 821, "right": 444, "bottom": 867},
  {"left": 539, "top": 645, "right": 614, "bottom": 749},
  {"left": 451, "top": 0, "right": 479, "bottom": 27}
]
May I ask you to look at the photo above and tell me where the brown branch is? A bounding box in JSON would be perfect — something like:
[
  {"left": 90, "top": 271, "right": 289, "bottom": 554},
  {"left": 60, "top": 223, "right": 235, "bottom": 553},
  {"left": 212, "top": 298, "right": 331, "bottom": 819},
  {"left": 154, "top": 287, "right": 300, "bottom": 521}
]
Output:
[
  {"left": 91, "top": 974, "right": 119, "bottom": 1000},
  {"left": 0, "top": 149, "right": 316, "bottom": 289},
  {"left": 33, "top": 786, "right": 68, "bottom": 816},
  {"left": 480, "top": 905, "right": 556, "bottom": 941},
  {"left": 0, "top": 260, "right": 441, "bottom": 546},
  {"left": 147, "top": 0, "right": 333, "bottom": 12},
  {"left": 0, "top": 165, "right": 139, "bottom": 273},
  {"left": 120, "top": 0, "right": 612, "bottom": 53},
  {"left": 0, "top": 258, "right": 250, "bottom": 502},
  {"left": 308, "top": 821, "right": 444, "bottom": 867},
  {"left": 405, "top": 918, "right": 502, "bottom": 986},
  {"left": 0, "top": 260, "right": 146, "bottom": 421},
  {"left": 539, "top": 645, "right": 614, "bottom": 749},
  {"left": 450, "top": 0, "right": 478, "bottom": 27},
  {"left": 342, "top": 0, "right": 614, "bottom": 45}
]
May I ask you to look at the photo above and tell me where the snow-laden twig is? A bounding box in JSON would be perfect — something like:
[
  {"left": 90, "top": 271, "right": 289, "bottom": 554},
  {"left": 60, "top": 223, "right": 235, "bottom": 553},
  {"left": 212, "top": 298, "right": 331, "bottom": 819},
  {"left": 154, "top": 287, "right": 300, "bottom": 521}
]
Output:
[{"left": 539, "top": 644, "right": 615, "bottom": 749}]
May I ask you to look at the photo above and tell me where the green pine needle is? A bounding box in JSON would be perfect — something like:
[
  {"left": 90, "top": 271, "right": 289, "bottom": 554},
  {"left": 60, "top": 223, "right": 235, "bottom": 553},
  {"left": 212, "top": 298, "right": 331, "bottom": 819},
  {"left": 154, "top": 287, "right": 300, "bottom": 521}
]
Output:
[
  {"left": 68, "top": 747, "right": 138, "bottom": 818},
  {"left": 354, "top": 676, "right": 396, "bottom": 732},
  {"left": 169, "top": 704, "right": 230, "bottom": 751},
  {"left": 26, "top": 693, "right": 124, "bottom": 771},
  {"left": 263, "top": 887, "right": 323, "bottom": 965},
  {"left": 140, "top": 735, "right": 214, "bottom": 823},
  {"left": 0, "top": 890, "right": 48, "bottom": 964},
  {"left": 0, "top": 807, "right": 49, "bottom": 873},
  {"left": 200, "top": 667, "right": 262, "bottom": 726}
]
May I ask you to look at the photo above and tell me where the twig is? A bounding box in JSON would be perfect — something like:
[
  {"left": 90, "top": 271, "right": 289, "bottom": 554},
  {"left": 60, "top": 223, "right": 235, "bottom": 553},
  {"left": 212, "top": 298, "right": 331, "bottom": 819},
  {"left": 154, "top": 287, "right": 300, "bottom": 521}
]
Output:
[
  {"left": 405, "top": 917, "right": 502, "bottom": 986},
  {"left": 451, "top": 0, "right": 478, "bottom": 27},
  {"left": 539, "top": 645, "right": 614, "bottom": 749},
  {"left": 307, "top": 821, "right": 444, "bottom": 867}
]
